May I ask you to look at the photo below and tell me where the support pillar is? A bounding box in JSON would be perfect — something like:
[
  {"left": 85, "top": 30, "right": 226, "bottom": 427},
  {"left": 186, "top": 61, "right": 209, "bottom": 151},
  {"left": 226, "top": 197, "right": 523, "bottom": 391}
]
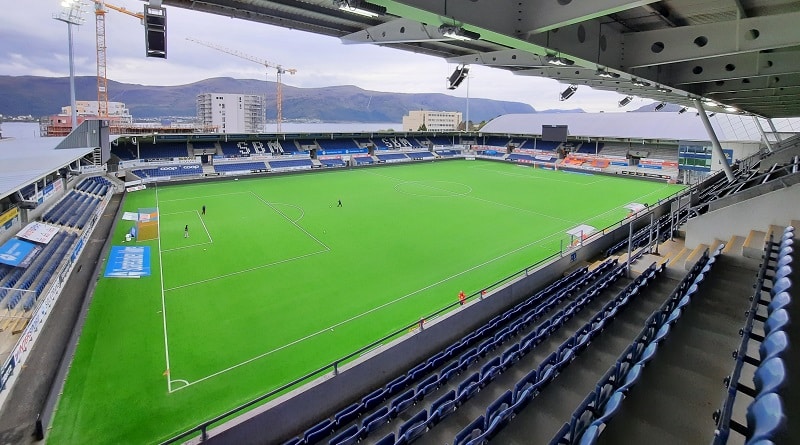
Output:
[
  {"left": 753, "top": 116, "right": 774, "bottom": 153},
  {"left": 694, "top": 99, "right": 735, "bottom": 182},
  {"left": 767, "top": 119, "right": 781, "bottom": 143}
]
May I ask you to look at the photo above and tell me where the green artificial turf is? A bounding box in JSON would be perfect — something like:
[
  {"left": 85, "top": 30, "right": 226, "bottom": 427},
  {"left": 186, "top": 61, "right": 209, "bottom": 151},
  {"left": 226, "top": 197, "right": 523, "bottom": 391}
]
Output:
[{"left": 48, "top": 160, "right": 684, "bottom": 444}]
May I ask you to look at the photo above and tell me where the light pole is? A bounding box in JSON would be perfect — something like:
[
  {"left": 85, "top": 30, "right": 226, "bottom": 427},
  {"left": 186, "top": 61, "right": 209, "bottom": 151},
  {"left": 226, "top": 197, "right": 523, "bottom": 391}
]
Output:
[
  {"left": 465, "top": 72, "right": 470, "bottom": 132},
  {"left": 54, "top": 0, "right": 88, "bottom": 130}
]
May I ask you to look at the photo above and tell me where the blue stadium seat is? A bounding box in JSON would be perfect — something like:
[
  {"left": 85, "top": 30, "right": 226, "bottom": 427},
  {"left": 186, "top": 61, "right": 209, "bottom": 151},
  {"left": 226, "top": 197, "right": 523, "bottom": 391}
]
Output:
[
  {"left": 456, "top": 372, "right": 481, "bottom": 404},
  {"left": 415, "top": 374, "right": 439, "bottom": 400},
  {"left": 752, "top": 357, "right": 787, "bottom": 397},
  {"left": 303, "top": 418, "right": 333, "bottom": 444},
  {"left": 333, "top": 402, "right": 362, "bottom": 428},
  {"left": 397, "top": 409, "right": 428, "bottom": 443},
  {"left": 361, "top": 388, "right": 386, "bottom": 411},
  {"left": 328, "top": 424, "right": 361, "bottom": 445},
  {"left": 758, "top": 331, "right": 789, "bottom": 363},
  {"left": 763, "top": 309, "right": 789, "bottom": 336},
  {"left": 454, "top": 415, "right": 485, "bottom": 445},
  {"left": 429, "top": 390, "right": 457, "bottom": 425},
  {"left": 746, "top": 393, "right": 786, "bottom": 443},
  {"left": 390, "top": 389, "right": 416, "bottom": 417},
  {"left": 362, "top": 406, "right": 391, "bottom": 435},
  {"left": 373, "top": 432, "right": 395, "bottom": 445}
]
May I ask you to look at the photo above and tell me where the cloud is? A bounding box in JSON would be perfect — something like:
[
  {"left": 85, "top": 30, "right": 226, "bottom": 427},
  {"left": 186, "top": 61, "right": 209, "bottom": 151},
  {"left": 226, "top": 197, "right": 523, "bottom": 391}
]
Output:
[{"left": 3, "top": 0, "right": 631, "bottom": 113}]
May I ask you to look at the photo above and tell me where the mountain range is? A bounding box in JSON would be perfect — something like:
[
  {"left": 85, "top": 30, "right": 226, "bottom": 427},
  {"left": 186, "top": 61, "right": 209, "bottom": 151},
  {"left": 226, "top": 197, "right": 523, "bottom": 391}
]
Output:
[{"left": 0, "top": 76, "right": 545, "bottom": 123}]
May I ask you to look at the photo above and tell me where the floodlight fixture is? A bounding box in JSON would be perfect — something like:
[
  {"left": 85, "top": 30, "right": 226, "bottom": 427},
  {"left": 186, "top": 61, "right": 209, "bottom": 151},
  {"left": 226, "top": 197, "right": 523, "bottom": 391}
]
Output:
[
  {"left": 596, "top": 69, "right": 620, "bottom": 79},
  {"left": 654, "top": 102, "right": 667, "bottom": 111},
  {"left": 631, "top": 78, "right": 651, "bottom": 87},
  {"left": 545, "top": 54, "right": 574, "bottom": 66},
  {"left": 447, "top": 64, "right": 469, "bottom": 90},
  {"left": 439, "top": 25, "right": 481, "bottom": 41},
  {"left": 559, "top": 85, "right": 578, "bottom": 101},
  {"left": 333, "top": 0, "right": 386, "bottom": 17},
  {"left": 678, "top": 107, "right": 688, "bottom": 114},
  {"left": 618, "top": 96, "right": 633, "bottom": 107},
  {"left": 54, "top": 0, "right": 88, "bottom": 130}
]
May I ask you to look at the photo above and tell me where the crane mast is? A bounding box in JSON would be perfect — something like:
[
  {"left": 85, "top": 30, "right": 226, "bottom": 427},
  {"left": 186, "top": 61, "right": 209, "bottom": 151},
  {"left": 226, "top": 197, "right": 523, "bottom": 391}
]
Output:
[
  {"left": 93, "top": 1, "right": 144, "bottom": 119},
  {"left": 186, "top": 37, "right": 297, "bottom": 132}
]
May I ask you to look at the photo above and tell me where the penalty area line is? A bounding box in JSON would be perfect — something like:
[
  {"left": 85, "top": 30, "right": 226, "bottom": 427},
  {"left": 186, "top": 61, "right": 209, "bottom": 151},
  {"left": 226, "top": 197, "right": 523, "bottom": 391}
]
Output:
[{"left": 170, "top": 225, "right": 570, "bottom": 392}]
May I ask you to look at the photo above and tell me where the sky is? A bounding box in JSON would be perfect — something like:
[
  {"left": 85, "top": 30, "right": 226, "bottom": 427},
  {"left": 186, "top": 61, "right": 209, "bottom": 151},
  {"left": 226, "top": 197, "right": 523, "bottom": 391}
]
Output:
[{"left": 0, "top": 0, "right": 646, "bottom": 115}]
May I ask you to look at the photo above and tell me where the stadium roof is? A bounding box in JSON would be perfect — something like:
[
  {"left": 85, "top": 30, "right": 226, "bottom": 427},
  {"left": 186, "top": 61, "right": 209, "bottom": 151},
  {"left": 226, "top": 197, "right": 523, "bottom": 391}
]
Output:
[
  {"left": 0, "top": 137, "right": 93, "bottom": 201},
  {"left": 479, "top": 111, "right": 792, "bottom": 142},
  {"left": 158, "top": 0, "right": 800, "bottom": 119}
]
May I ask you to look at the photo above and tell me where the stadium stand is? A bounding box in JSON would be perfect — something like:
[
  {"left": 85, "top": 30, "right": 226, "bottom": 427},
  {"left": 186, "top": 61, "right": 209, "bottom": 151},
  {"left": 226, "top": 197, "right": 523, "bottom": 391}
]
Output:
[
  {"left": 75, "top": 176, "right": 111, "bottom": 197},
  {"left": 319, "top": 158, "right": 347, "bottom": 168},
  {"left": 533, "top": 140, "right": 561, "bottom": 151},
  {"left": 267, "top": 158, "right": 313, "bottom": 170},
  {"left": 131, "top": 164, "right": 203, "bottom": 179},
  {"left": 427, "top": 136, "right": 455, "bottom": 146},
  {"left": 376, "top": 153, "right": 410, "bottom": 163},
  {"left": 279, "top": 260, "right": 627, "bottom": 444},
  {"left": 408, "top": 151, "right": 435, "bottom": 160},
  {"left": 316, "top": 139, "right": 360, "bottom": 153},
  {"left": 711, "top": 225, "right": 794, "bottom": 445},
  {"left": 111, "top": 145, "right": 137, "bottom": 161},
  {"left": 352, "top": 156, "right": 374, "bottom": 166},
  {"left": 220, "top": 141, "right": 247, "bottom": 157},
  {"left": 483, "top": 136, "right": 511, "bottom": 148},
  {"left": 213, "top": 162, "right": 268, "bottom": 173},
  {"left": 137, "top": 143, "right": 189, "bottom": 160}
]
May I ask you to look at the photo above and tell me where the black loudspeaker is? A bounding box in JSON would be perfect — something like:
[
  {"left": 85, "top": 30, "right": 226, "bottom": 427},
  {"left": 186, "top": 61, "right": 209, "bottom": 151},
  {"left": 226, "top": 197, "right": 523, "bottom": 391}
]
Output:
[{"left": 144, "top": 5, "right": 167, "bottom": 58}]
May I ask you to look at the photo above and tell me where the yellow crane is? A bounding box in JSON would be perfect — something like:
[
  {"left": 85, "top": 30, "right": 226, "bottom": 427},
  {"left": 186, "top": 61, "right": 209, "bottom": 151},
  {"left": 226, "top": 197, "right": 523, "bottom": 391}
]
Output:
[
  {"left": 93, "top": 0, "right": 144, "bottom": 119},
  {"left": 187, "top": 37, "right": 297, "bottom": 133}
]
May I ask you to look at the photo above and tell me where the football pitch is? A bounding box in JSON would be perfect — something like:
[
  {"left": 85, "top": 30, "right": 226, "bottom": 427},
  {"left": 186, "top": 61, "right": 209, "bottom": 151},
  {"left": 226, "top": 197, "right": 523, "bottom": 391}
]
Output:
[{"left": 48, "top": 160, "right": 684, "bottom": 444}]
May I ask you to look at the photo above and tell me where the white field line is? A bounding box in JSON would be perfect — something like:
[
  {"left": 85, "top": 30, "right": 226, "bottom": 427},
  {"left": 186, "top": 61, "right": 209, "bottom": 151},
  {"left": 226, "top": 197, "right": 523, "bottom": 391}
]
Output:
[
  {"left": 248, "top": 192, "right": 328, "bottom": 250},
  {"left": 366, "top": 169, "right": 580, "bottom": 225},
  {"left": 171, "top": 225, "right": 570, "bottom": 392},
  {"left": 163, "top": 249, "right": 329, "bottom": 292},
  {"left": 159, "top": 191, "right": 251, "bottom": 203},
  {"left": 161, "top": 210, "right": 213, "bottom": 252},
  {"left": 155, "top": 185, "right": 173, "bottom": 392}
]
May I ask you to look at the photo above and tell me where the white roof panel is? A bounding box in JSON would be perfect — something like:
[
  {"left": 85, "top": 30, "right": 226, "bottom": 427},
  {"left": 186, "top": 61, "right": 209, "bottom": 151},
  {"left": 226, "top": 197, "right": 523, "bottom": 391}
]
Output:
[
  {"left": 479, "top": 112, "right": 792, "bottom": 143},
  {"left": 0, "top": 137, "right": 93, "bottom": 201}
]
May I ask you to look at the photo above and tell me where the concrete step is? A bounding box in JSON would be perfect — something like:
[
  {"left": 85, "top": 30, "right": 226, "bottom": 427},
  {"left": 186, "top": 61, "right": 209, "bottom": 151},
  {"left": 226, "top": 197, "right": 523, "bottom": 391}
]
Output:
[
  {"left": 722, "top": 235, "right": 746, "bottom": 256},
  {"left": 666, "top": 247, "right": 690, "bottom": 279},
  {"left": 742, "top": 230, "right": 767, "bottom": 259},
  {"left": 791, "top": 219, "right": 800, "bottom": 230},
  {"left": 684, "top": 243, "right": 710, "bottom": 271}
]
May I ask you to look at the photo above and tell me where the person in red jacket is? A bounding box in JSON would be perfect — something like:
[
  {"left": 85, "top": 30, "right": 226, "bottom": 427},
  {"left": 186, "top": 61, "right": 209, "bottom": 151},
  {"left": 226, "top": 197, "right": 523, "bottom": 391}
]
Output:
[{"left": 458, "top": 290, "right": 466, "bottom": 306}]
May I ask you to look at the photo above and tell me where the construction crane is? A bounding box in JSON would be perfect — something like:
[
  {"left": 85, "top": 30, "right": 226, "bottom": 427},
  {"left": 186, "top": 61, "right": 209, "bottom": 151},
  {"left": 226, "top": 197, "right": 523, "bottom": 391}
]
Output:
[
  {"left": 187, "top": 37, "right": 297, "bottom": 133},
  {"left": 93, "top": 0, "right": 144, "bottom": 119}
]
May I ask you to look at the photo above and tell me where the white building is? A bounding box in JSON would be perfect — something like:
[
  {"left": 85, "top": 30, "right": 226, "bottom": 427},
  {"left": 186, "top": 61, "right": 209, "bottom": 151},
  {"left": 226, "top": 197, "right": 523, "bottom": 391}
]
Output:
[
  {"left": 61, "top": 101, "right": 133, "bottom": 123},
  {"left": 196, "top": 93, "right": 265, "bottom": 134},
  {"left": 402, "top": 110, "right": 463, "bottom": 132}
]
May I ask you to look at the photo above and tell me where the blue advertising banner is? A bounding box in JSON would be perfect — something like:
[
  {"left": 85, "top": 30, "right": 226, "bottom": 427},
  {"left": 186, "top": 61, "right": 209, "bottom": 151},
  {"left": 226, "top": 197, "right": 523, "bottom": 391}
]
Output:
[
  {"left": 0, "top": 239, "right": 39, "bottom": 267},
  {"left": 104, "top": 246, "right": 151, "bottom": 278}
]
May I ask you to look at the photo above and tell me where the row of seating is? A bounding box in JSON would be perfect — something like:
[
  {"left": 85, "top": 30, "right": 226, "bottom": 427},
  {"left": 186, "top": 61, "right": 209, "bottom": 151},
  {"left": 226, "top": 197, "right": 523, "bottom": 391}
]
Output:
[
  {"left": 454, "top": 261, "right": 661, "bottom": 445},
  {"left": 280, "top": 262, "right": 615, "bottom": 445},
  {"left": 1, "top": 232, "right": 78, "bottom": 311},
  {"left": 75, "top": 176, "right": 111, "bottom": 197},
  {"left": 407, "top": 152, "right": 434, "bottom": 160},
  {"left": 352, "top": 156, "right": 374, "bottom": 166},
  {"left": 268, "top": 158, "right": 313, "bottom": 170},
  {"left": 338, "top": 260, "right": 624, "bottom": 445},
  {"left": 550, "top": 244, "right": 722, "bottom": 445},
  {"left": 712, "top": 225, "right": 794, "bottom": 444},
  {"left": 213, "top": 162, "right": 268, "bottom": 173},
  {"left": 41, "top": 192, "right": 102, "bottom": 230},
  {"left": 376, "top": 153, "right": 411, "bottom": 163},
  {"left": 131, "top": 164, "right": 203, "bottom": 180},
  {"left": 319, "top": 158, "right": 346, "bottom": 168}
]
